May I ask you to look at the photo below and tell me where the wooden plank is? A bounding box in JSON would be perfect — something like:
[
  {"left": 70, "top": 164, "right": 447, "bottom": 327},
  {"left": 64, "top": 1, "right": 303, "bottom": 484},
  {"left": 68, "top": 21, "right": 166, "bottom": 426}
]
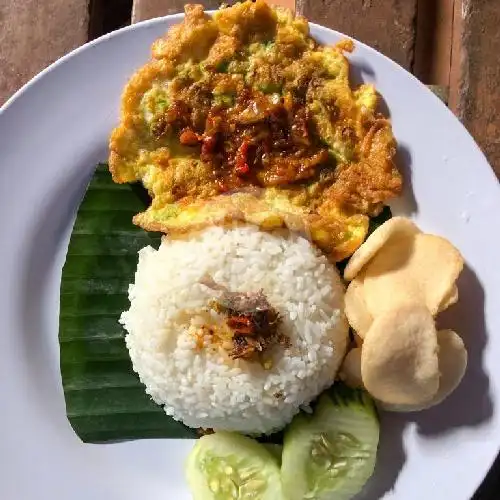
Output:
[
  {"left": 0, "top": 0, "right": 90, "bottom": 105},
  {"left": 132, "top": 0, "right": 220, "bottom": 22},
  {"left": 88, "top": 0, "right": 133, "bottom": 40},
  {"left": 413, "top": 0, "right": 454, "bottom": 86},
  {"left": 296, "top": 0, "right": 417, "bottom": 70},
  {"left": 449, "top": 0, "right": 500, "bottom": 176},
  {"left": 448, "top": 0, "right": 463, "bottom": 114},
  {"left": 271, "top": 0, "right": 295, "bottom": 9},
  {"left": 132, "top": 0, "right": 295, "bottom": 22},
  {"left": 427, "top": 85, "right": 449, "bottom": 105}
]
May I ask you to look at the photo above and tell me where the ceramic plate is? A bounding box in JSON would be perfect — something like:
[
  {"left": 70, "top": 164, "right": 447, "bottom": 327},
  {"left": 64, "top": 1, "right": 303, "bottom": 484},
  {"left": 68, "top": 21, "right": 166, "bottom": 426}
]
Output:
[{"left": 1, "top": 14, "right": 499, "bottom": 500}]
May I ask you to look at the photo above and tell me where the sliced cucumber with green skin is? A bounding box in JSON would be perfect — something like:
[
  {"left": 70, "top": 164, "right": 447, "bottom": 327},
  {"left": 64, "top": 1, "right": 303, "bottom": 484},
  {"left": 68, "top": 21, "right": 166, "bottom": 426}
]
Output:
[
  {"left": 186, "top": 432, "right": 283, "bottom": 500},
  {"left": 281, "top": 384, "right": 379, "bottom": 500},
  {"left": 262, "top": 443, "right": 283, "bottom": 466}
]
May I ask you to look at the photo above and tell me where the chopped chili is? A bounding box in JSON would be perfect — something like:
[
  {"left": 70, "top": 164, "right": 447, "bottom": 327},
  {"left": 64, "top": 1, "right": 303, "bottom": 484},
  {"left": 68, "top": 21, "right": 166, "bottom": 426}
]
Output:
[
  {"left": 154, "top": 83, "right": 330, "bottom": 193},
  {"left": 207, "top": 286, "right": 288, "bottom": 362}
]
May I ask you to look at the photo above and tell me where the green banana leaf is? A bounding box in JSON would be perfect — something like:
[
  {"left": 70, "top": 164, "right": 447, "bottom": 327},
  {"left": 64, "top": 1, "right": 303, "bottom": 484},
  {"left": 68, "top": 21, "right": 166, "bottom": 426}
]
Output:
[
  {"left": 59, "top": 164, "right": 197, "bottom": 442},
  {"left": 59, "top": 163, "right": 391, "bottom": 443}
]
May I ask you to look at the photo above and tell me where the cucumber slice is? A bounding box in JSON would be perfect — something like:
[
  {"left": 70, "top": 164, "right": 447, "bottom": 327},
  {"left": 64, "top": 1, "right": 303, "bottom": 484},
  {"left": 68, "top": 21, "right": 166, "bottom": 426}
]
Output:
[
  {"left": 281, "top": 384, "right": 379, "bottom": 500},
  {"left": 186, "top": 432, "right": 283, "bottom": 500},
  {"left": 262, "top": 443, "right": 283, "bottom": 465}
]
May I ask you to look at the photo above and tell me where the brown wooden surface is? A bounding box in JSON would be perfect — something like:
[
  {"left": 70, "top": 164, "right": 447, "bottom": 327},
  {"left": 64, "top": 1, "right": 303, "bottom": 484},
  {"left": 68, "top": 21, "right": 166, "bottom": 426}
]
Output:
[
  {"left": 89, "top": 0, "right": 134, "bottom": 40},
  {"left": 414, "top": 0, "right": 454, "bottom": 86},
  {"left": 296, "top": 0, "right": 417, "bottom": 70},
  {"left": 448, "top": 0, "right": 500, "bottom": 176},
  {"left": 132, "top": 0, "right": 295, "bottom": 21},
  {"left": 132, "top": 0, "right": 219, "bottom": 22},
  {"left": 0, "top": 0, "right": 90, "bottom": 105}
]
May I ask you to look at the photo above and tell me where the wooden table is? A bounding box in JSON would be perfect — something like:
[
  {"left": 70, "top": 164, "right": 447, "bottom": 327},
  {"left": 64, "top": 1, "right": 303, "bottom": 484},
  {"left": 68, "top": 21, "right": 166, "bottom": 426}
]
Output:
[{"left": 1, "top": 0, "right": 499, "bottom": 496}]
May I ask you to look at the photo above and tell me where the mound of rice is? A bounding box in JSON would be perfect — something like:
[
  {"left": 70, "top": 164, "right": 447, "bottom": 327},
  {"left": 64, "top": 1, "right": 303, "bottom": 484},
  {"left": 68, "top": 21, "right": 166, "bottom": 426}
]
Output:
[{"left": 121, "top": 226, "right": 348, "bottom": 434}]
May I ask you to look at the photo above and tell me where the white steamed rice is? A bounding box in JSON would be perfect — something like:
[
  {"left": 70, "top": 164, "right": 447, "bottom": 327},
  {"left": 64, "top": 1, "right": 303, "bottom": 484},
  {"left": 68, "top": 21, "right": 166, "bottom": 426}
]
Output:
[{"left": 120, "top": 225, "right": 348, "bottom": 434}]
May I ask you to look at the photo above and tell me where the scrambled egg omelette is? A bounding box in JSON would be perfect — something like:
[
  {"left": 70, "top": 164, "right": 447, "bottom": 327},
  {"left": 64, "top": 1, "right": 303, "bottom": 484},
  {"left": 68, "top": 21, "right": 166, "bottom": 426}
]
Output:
[{"left": 109, "top": 0, "right": 402, "bottom": 260}]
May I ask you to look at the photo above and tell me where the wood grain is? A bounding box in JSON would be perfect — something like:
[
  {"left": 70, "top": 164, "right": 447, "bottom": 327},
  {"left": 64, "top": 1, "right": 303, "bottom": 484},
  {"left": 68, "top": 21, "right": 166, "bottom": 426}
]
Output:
[
  {"left": 132, "top": 0, "right": 296, "bottom": 22},
  {"left": 88, "top": 0, "right": 133, "bottom": 40},
  {"left": 296, "top": 0, "right": 417, "bottom": 70},
  {"left": 0, "top": 0, "right": 90, "bottom": 105},
  {"left": 413, "top": 0, "right": 454, "bottom": 85},
  {"left": 132, "top": 0, "right": 219, "bottom": 22},
  {"left": 273, "top": 0, "right": 295, "bottom": 9},
  {"left": 449, "top": 0, "right": 500, "bottom": 176}
]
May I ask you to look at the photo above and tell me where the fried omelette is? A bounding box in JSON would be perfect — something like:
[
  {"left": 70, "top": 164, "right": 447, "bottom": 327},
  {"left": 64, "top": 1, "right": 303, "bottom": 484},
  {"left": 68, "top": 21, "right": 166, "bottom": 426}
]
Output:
[{"left": 109, "top": 0, "right": 402, "bottom": 260}]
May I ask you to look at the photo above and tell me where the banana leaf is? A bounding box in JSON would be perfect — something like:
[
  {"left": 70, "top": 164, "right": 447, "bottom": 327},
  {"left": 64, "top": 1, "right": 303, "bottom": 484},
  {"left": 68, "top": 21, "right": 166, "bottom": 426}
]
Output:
[
  {"left": 59, "top": 164, "right": 197, "bottom": 442},
  {"left": 59, "top": 164, "right": 391, "bottom": 443}
]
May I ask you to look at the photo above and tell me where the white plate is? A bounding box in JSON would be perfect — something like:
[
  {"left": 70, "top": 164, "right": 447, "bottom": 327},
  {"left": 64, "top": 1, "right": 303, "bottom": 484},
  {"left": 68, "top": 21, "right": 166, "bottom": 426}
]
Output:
[{"left": 1, "top": 13, "right": 499, "bottom": 500}]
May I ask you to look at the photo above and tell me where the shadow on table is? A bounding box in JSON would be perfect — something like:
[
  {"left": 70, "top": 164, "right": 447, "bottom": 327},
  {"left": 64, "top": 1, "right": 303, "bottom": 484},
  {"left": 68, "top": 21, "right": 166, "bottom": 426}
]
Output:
[{"left": 357, "top": 264, "right": 493, "bottom": 499}]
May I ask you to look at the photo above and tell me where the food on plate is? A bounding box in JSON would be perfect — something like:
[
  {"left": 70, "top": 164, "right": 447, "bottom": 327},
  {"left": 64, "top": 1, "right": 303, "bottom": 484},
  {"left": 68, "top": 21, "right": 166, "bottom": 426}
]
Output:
[
  {"left": 343, "top": 216, "right": 421, "bottom": 280},
  {"left": 438, "top": 284, "right": 459, "bottom": 313},
  {"left": 341, "top": 328, "right": 468, "bottom": 413},
  {"left": 281, "top": 384, "right": 379, "bottom": 500},
  {"left": 344, "top": 219, "right": 464, "bottom": 329},
  {"left": 339, "top": 347, "right": 363, "bottom": 389},
  {"left": 341, "top": 217, "right": 467, "bottom": 411},
  {"left": 205, "top": 283, "right": 288, "bottom": 361},
  {"left": 120, "top": 225, "right": 348, "bottom": 433},
  {"left": 379, "top": 329, "right": 468, "bottom": 412},
  {"left": 185, "top": 385, "right": 378, "bottom": 500},
  {"left": 361, "top": 305, "right": 440, "bottom": 406},
  {"left": 344, "top": 277, "right": 372, "bottom": 338},
  {"left": 108, "top": 0, "right": 402, "bottom": 260},
  {"left": 58, "top": 2, "right": 470, "bottom": 498},
  {"left": 186, "top": 432, "right": 283, "bottom": 500},
  {"left": 362, "top": 233, "right": 464, "bottom": 316},
  {"left": 353, "top": 331, "right": 364, "bottom": 347},
  {"left": 133, "top": 189, "right": 371, "bottom": 261}
]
